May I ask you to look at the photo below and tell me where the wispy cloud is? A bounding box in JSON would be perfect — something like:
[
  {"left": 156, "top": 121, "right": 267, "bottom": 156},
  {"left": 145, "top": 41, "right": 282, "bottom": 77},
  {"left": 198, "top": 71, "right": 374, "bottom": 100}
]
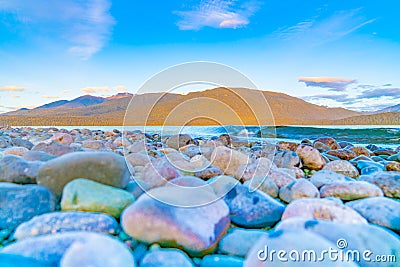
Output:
[
  {"left": 115, "top": 85, "right": 126, "bottom": 93},
  {"left": 0, "top": 0, "right": 115, "bottom": 59},
  {"left": 274, "top": 9, "right": 376, "bottom": 46},
  {"left": 303, "top": 83, "right": 399, "bottom": 112},
  {"left": 42, "top": 95, "right": 60, "bottom": 99},
  {"left": 82, "top": 86, "right": 110, "bottom": 93},
  {"left": 303, "top": 93, "right": 354, "bottom": 103},
  {"left": 298, "top": 77, "right": 356, "bottom": 92},
  {"left": 63, "top": 89, "right": 73, "bottom": 93},
  {"left": 0, "top": 85, "right": 25, "bottom": 91},
  {"left": 175, "top": 0, "right": 261, "bottom": 30},
  {"left": 359, "top": 87, "right": 400, "bottom": 99}
]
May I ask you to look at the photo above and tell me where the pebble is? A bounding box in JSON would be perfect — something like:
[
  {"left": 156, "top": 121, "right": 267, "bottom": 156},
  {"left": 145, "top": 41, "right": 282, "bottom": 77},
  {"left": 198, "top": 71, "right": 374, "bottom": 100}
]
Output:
[
  {"left": 309, "top": 170, "right": 349, "bottom": 188},
  {"left": 13, "top": 211, "right": 119, "bottom": 240},
  {"left": 223, "top": 184, "right": 285, "bottom": 228},
  {"left": 1, "top": 232, "right": 135, "bottom": 267},
  {"left": 0, "top": 155, "right": 42, "bottom": 184},
  {"left": 0, "top": 254, "right": 52, "bottom": 267},
  {"left": 320, "top": 181, "right": 383, "bottom": 200},
  {"left": 243, "top": 175, "right": 279, "bottom": 198},
  {"left": 32, "top": 141, "right": 76, "bottom": 156},
  {"left": 201, "top": 255, "right": 244, "bottom": 267},
  {"left": 61, "top": 178, "right": 135, "bottom": 218},
  {"left": 313, "top": 137, "right": 341, "bottom": 150},
  {"left": 244, "top": 229, "right": 357, "bottom": 267},
  {"left": 121, "top": 186, "right": 230, "bottom": 257},
  {"left": 279, "top": 178, "right": 320, "bottom": 203},
  {"left": 37, "top": 151, "right": 130, "bottom": 197},
  {"left": 140, "top": 248, "right": 194, "bottom": 267},
  {"left": 281, "top": 198, "right": 367, "bottom": 224},
  {"left": 211, "top": 146, "right": 250, "bottom": 176},
  {"left": 0, "top": 183, "right": 55, "bottom": 229},
  {"left": 323, "top": 160, "right": 359, "bottom": 178},
  {"left": 358, "top": 171, "right": 399, "bottom": 198},
  {"left": 273, "top": 150, "right": 301, "bottom": 168},
  {"left": 296, "top": 144, "right": 325, "bottom": 170},
  {"left": 218, "top": 228, "right": 268, "bottom": 257},
  {"left": 346, "top": 196, "right": 400, "bottom": 232},
  {"left": 275, "top": 218, "right": 400, "bottom": 267},
  {"left": 326, "top": 149, "right": 357, "bottom": 160},
  {"left": 140, "top": 157, "right": 182, "bottom": 189}
]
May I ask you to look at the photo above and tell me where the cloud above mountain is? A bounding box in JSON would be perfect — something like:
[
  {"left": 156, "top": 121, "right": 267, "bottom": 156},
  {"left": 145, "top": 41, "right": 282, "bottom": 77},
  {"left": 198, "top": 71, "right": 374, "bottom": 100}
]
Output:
[{"left": 298, "top": 77, "right": 356, "bottom": 91}]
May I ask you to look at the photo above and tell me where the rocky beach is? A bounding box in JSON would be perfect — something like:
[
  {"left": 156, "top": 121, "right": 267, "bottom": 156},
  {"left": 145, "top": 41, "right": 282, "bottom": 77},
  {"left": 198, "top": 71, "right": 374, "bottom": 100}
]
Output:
[{"left": 0, "top": 126, "right": 399, "bottom": 267}]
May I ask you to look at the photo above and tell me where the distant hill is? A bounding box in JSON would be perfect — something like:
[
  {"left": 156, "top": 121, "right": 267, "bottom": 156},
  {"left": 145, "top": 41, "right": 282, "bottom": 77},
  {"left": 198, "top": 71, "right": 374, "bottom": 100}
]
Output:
[
  {"left": 374, "top": 104, "right": 400, "bottom": 114},
  {"left": 326, "top": 112, "right": 400, "bottom": 125},
  {"left": 0, "top": 87, "right": 373, "bottom": 126}
]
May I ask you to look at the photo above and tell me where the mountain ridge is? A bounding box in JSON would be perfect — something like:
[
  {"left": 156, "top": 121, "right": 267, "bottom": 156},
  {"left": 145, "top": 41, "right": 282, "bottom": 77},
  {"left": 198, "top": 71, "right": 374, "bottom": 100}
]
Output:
[{"left": 1, "top": 88, "right": 398, "bottom": 126}]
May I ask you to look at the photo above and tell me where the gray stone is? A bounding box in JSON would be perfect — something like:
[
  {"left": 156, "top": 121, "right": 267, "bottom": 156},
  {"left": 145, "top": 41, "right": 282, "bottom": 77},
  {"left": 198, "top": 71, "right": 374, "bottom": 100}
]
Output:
[
  {"left": 32, "top": 141, "right": 76, "bottom": 156},
  {"left": 244, "top": 175, "right": 279, "bottom": 198},
  {"left": 224, "top": 184, "right": 285, "bottom": 228},
  {"left": 37, "top": 152, "right": 130, "bottom": 197},
  {"left": 23, "top": 151, "right": 56, "bottom": 162},
  {"left": 279, "top": 178, "right": 319, "bottom": 203},
  {"left": 320, "top": 181, "right": 383, "bottom": 200},
  {"left": 346, "top": 197, "right": 400, "bottom": 232},
  {"left": 0, "top": 155, "right": 42, "bottom": 184},
  {"left": 275, "top": 218, "right": 400, "bottom": 267},
  {"left": 0, "top": 183, "right": 55, "bottom": 229},
  {"left": 61, "top": 179, "right": 135, "bottom": 218},
  {"left": 358, "top": 171, "right": 400, "bottom": 198},
  {"left": 218, "top": 228, "right": 268, "bottom": 257},
  {"left": 0, "top": 254, "right": 52, "bottom": 267},
  {"left": 273, "top": 150, "right": 301, "bottom": 168},
  {"left": 140, "top": 249, "right": 193, "bottom": 267},
  {"left": 201, "top": 255, "right": 244, "bottom": 267},
  {"left": 1, "top": 232, "right": 134, "bottom": 267},
  {"left": 323, "top": 160, "right": 359, "bottom": 178},
  {"left": 244, "top": 229, "right": 357, "bottom": 267},
  {"left": 281, "top": 198, "right": 367, "bottom": 224},
  {"left": 309, "top": 170, "right": 349, "bottom": 188},
  {"left": 59, "top": 233, "right": 135, "bottom": 267},
  {"left": 13, "top": 211, "right": 119, "bottom": 240},
  {"left": 121, "top": 186, "right": 230, "bottom": 257}
]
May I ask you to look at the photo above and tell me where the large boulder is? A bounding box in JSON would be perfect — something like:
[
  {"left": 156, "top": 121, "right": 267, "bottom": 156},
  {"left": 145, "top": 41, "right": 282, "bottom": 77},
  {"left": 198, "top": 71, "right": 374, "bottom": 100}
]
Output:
[
  {"left": 358, "top": 171, "right": 400, "bottom": 198},
  {"left": 244, "top": 229, "right": 357, "bottom": 267},
  {"left": 279, "top": 178, "right": 320, "bottom": 203},
  {"left": 121, "top": 186, "right": 230, "bottom": 257},
  {"left": 1, "top": 232, "right": 135, "bottom": 267},
  {"left": 61, "top": 179, "right": 135, "bottom": 218},
  {"left": 296, "top": 145, "right": 325, "bottom": 170},
  {"left": 320, "top": 181, "right": 383, "bottom": 200},
  {"left": 13, "top": 211, "right": 119, "bottom": 240},
  {"left": 223, "top": 184, "right": 285, "bottom": 228},
  {"left": 323, "top": 160, "right": 359, "bottom": 178},
  {"left": 0, "top": 155, "right": 42, "bottom": 184},
  {"left": 346, "top": 197, "right": 400, "bottom": 232},
  {"left": 37, "top": 152, "right": 130, "bottom": 197},
  {"left": 0, "top": 183, "right": 55, "bottom": 229},
  {"left": 275, "top": 218, "right": 400, "bottom": 267},
  {"left": 140, "top": 248, "right": 194, "bottom": 267},
  {"left": 281, "top": 198, "right": 367, "bottom": 224},
  {"left": 211, "top": 146, "right": 250, "bottom": 176}
]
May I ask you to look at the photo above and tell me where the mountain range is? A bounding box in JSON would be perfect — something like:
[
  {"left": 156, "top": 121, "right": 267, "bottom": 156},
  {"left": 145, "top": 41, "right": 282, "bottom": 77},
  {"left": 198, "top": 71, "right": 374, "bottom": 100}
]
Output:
[{"left": 0, "top": 88, "right": 398, "bottom": 126}]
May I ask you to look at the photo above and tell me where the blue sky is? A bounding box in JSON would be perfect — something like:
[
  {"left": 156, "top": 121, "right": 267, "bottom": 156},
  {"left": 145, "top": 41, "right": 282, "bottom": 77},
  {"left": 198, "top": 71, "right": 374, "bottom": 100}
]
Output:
[{"left": 0, "top": 0, "right": 399, "bottom": 113}]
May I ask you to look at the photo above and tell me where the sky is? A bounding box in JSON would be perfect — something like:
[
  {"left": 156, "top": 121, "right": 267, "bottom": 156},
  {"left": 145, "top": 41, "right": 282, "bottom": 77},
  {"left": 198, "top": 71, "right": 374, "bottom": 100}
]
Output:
[{"left": 0, "top": 0, "right": 399, "bottom": 113}]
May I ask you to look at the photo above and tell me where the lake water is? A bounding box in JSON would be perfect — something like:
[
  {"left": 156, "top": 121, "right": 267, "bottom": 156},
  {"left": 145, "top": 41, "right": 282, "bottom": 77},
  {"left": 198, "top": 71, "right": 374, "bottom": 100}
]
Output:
[{"left": 26, "top": 125, "right": 400, "bottom": 148}]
